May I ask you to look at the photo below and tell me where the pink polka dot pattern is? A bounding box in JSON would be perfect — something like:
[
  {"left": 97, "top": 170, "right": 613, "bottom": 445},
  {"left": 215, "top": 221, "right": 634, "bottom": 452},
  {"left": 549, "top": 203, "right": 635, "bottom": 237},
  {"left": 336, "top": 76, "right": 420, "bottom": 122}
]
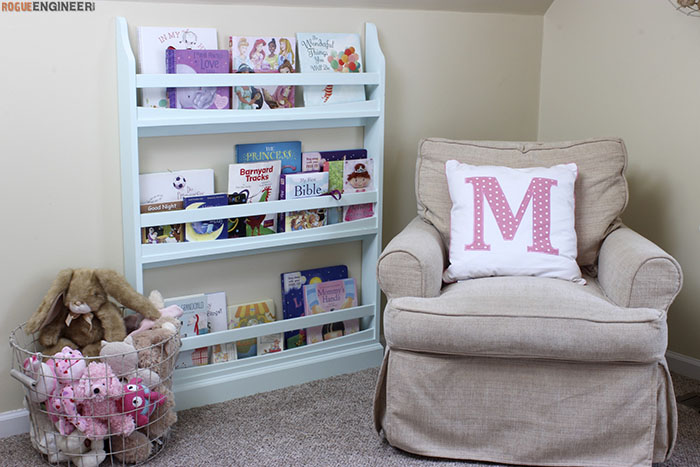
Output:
[{"left": 464, "top": 176, "right": 560, "bottom": 256}]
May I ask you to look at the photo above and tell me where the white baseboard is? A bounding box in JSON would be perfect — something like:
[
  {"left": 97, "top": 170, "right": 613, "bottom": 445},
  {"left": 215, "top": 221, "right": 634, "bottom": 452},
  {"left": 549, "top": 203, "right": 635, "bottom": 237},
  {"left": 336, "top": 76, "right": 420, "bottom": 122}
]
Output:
[
  {"left": 666, "top": 350, "right": 700, "bottom": 380},
  {"left": 0, "top": 408, "right": 29, "bottom": 439}
]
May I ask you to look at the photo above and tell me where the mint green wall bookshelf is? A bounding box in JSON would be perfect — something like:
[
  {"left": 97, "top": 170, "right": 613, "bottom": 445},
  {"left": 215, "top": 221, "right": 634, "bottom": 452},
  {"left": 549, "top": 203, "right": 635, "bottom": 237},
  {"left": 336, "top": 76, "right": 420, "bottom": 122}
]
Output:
[{"left": 115, "top": 17, "right": 385, "bottom": 409}]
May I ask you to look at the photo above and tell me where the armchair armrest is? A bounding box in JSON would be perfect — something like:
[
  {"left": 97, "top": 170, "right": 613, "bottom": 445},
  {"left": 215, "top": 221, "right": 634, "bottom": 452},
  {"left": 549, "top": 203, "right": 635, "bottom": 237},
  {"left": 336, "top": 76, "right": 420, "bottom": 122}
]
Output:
[
  {"left": 598, "top": 226, "right": 682, "bottom": 311},
  {"left": 377, "top": 217, "right": 446, "bottom": 299}
]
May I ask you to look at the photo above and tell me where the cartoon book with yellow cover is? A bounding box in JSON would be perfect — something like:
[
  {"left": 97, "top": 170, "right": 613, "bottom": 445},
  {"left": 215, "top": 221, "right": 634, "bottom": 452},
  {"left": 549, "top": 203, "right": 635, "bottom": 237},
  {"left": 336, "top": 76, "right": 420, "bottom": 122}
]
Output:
[{"left": 227, "top": 299, "right": 277, "bottom": 359}]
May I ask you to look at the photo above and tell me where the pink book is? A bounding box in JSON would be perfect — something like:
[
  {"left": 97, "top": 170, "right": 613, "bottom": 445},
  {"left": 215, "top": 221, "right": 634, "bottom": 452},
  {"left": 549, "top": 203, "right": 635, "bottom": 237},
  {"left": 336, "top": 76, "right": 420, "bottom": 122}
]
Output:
[{"left": 303, "top": 278, "right": 359, "bottom": 345}]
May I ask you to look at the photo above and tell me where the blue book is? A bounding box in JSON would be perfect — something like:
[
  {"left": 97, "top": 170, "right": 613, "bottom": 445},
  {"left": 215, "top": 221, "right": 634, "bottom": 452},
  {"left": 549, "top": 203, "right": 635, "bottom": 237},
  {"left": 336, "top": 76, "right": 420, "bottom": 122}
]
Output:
[
  {"left": 235, "top": 141, "right": 302, "bottom": 175},
  {"left": 280, "top": 265, "right": 349, "bottom": 349},
  {"left": 183, "top": 193, "right": 228, "bottom": 241}
]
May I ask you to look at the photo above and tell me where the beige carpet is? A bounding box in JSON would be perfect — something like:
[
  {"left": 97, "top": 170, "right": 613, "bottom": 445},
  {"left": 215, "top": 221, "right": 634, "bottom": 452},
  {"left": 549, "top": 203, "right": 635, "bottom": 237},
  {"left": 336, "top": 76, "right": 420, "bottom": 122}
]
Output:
[{"left": 1, "top": 368, "right": 700, "bottom": 466}]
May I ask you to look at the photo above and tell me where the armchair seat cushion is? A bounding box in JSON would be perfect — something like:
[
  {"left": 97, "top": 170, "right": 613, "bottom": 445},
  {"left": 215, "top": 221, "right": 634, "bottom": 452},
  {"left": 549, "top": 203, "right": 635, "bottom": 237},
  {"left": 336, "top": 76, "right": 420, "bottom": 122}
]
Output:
[{"left": 384, "top": 276, "right": 667, "bottom": 363}]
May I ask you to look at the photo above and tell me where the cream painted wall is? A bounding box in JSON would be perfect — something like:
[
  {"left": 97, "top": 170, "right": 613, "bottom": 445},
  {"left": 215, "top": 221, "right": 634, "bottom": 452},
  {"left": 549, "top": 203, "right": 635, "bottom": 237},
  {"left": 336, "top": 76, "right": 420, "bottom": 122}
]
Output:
[
  {"left": 0, "top": 2, "right": 542, "bottom": 412},
  {"left": 539, "top": 0, "right": 700, "bottom": 358}
]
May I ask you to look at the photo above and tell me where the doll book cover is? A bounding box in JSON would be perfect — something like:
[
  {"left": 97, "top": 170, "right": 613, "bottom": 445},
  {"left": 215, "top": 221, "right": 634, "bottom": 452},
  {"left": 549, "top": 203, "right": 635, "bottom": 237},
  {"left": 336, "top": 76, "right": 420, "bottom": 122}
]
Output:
[
  {"left": 235, "top": 141, "right": 301, "bottom": 175},
  {"left": 140, "top": 201, "right": 184, "bottom": 244},
  {"left": 229, "top": 35, "right": 296, "bottom": 110},
  {"left": 342, "top": 158, "right": 375, "bottom": 222},
  {"left": 165, "top": 49, "right": 231, "bottom": 110},
  {"left": 227, "top": 160, "right": 281, "bottom": 236},
  {"left": 183, "top": 193, "right": 228, "bottom": 242},
  {"left": 137, "top": 26, "right": 218, "bottom": 108},
  {"left": 227, "top": 299, "right": 276, "bottom": 359},
  {"left": 280, "top": 265, "right": 348, "bottom": 349},
  {"left": 303, "top": 278, "right": 359, "bottom": 345},
  {"left": 296, "top": 32, "right": 365, "bottom": 106}
]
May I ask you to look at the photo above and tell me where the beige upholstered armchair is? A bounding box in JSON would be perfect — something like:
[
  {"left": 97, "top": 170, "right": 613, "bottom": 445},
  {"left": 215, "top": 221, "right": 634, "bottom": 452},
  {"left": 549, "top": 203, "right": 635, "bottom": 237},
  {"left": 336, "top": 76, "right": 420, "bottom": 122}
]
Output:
[{"left": 374, "top": 138, "right": 683, "bottom": 466}]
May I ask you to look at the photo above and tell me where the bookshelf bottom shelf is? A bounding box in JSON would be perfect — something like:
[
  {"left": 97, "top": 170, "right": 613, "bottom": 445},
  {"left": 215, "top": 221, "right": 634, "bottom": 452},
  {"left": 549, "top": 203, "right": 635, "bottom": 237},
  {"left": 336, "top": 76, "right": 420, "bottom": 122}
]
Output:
[{"left": 172, "top": 338, "right": 384, "bottom": 410}]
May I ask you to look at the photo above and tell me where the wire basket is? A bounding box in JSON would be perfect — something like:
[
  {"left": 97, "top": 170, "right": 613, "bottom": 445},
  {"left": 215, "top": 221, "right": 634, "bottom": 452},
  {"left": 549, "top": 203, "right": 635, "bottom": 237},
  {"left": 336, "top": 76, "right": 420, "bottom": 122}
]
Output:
[{"left": 10, "top": 322, "right": 181, "bottom": 466}]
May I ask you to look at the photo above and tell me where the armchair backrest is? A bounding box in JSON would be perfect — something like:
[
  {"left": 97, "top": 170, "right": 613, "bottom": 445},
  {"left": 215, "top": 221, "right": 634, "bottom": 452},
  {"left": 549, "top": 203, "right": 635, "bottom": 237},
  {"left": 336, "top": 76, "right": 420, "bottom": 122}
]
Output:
[{"left": 416, "top": 137, "right": 628, "bottom": 266}]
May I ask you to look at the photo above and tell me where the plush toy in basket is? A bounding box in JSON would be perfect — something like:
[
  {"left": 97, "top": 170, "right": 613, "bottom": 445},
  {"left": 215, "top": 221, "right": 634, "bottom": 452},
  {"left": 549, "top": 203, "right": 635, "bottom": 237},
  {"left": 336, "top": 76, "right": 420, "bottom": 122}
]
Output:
[{"left": 25, "top": 268, "right": 161, "bottom": 356}]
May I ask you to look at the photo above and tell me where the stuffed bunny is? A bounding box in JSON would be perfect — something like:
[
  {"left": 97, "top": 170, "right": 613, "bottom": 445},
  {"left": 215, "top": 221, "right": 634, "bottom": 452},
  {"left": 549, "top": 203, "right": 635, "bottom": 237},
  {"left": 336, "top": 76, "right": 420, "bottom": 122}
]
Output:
[{"left": 26, "top": 268, "right": 160, "bottom": 357}]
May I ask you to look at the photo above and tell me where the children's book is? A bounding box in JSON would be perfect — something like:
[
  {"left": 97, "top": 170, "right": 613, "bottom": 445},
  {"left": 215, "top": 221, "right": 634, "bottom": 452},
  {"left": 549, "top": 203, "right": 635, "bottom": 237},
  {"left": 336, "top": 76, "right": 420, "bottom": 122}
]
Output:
[
  {"left": 139, "top": 169, "right": 214, "bottom": 205},
  {"left": 137, "top": 26, "right": 218, "bottom": 108},
  {"left": 140, "top": 201, "right": 184, "bottom": 244},
  {"left": 227, "top": 160, "right": 281, "bottom": 236},
  {"left": 257, "top": 334, "right": 284, "bottom": 355},
  {"left": 302, "top": 150, "right": 367, "bottom": 224},
  {"left": 227, "top": 190, "right": 249, "bottom": 239},
  {"left": 165, "top": 49, "right": 231, "bottom": 110},
  {"left": 280, "top": 265, "right": 348, "bottom": 349},
  {"left": 235, "top": 141, "right": 301, "bottom": 175},
  {"left": 296, "top": 33, "right": 365, "bottom": 106},
  {"left": 303, "top": 278, "right": 359, "bottom": 345},
  {"left": 302, "top": 149, "right": 367, "bottom": 172},
  {"left": 229, "top": 36, "right": 296, "bottom": 110},
  {"left": 206, "top": 292, "right": 235, "bottom": 364},
  {"left": 342, "top": 158, "right": 375, "bottom": 222},
  {"left": 165, "top": 294, "right": 209, "bottom": 368},
  {"left": 183, "top": 193, "right": 228, "bottom": 242},
  {"left": 227, "top": 299, "right": 276, "bottom": 359},
  {"left": 283, "top": 172, "right": 329, "bottom": 232}
]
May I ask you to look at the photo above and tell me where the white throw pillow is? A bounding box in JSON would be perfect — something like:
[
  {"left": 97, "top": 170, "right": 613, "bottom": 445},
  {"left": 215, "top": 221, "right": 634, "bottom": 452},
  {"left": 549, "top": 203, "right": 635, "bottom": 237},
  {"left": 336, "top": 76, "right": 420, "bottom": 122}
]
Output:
[{"left": 443, "top": 160, "right": 585, "bottom": 284}]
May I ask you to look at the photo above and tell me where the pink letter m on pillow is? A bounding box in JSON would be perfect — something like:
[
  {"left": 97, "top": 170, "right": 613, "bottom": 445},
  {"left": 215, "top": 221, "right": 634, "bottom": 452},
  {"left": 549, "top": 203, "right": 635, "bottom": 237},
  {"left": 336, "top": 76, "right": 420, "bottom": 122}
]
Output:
[
  {"left": 465, "top": 176, "right": 559, "bottom": 255},
  {"left": 443, "top": 161, "right": 585, "bottom": 284}
]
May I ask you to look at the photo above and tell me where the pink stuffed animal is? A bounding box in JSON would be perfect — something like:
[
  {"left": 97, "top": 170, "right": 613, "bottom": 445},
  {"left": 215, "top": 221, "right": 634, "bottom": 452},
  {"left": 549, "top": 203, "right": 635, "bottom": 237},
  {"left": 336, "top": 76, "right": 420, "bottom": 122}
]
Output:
[
  {"left": 117, "top": 377, "right": 166, "bottom": 427},
  {"left": 45, "top": 346, "right": 87, "bottom": 435},
  {"left": 72, "top": 362, "right": 135, "bottom": 440}
]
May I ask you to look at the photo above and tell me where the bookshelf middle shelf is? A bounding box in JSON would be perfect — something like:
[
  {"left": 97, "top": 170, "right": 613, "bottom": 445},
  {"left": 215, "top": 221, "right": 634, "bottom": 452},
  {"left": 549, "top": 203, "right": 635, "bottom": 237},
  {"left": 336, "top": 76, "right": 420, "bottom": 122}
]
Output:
[{"left": 140, "top": 216, "right": 378, "bottom": 268}]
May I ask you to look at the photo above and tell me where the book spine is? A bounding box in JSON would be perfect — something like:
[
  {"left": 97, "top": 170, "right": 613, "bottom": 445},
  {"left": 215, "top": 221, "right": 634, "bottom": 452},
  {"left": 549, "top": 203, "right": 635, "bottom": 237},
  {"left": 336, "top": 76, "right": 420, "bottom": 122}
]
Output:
[{"left": 165, "top": 48, "right": 176, "bottom": 109}]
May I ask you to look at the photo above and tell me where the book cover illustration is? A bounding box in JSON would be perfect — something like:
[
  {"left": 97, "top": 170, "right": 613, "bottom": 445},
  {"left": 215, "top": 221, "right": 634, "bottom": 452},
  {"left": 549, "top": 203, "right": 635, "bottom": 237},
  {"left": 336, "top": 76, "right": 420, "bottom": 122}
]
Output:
[
  {"left": 166, "top": 294, "right": 209, "bottom": 367},
  {"left": 206, "top": 292, "right": 235, "bottom": 364},
  {"left": 280, "top": 265, "right": 348, "bottom": 349},
  {"left": 229, "top": 36, "right": 296, "bottom": 110},
  {"left": 235, "top": 141, "right": 301, "bottom": 175},
  {"left": 165, "top": 49, "right": 231, "bottom": 110},
  {"left": 140, "top": 201, "right": 184, "bottom": 244},
  {"left": 342, "top": 158, "right": 375, "bottom": 222},
  {"left": 227, "top": 299, "right": 276, "bottom": 359},
  {"left": 227, "top": 160, "right": 281, "bottom": 236},
  {"left": 283, "top": 172, "right": 329, "bottom": 232},
  {"left": 139, "top": 168, "right": 214, "bottom": 205},
  {"left": 303, "top": 278, "right": 359, "bottom": 345},
  {"left": 296, "top": 33, "right": 365, "bottom": 106},
  {"left": 257, "top": 333, "right": 283, "bottom": 356},
  {"left": 183, "top": 193, "right": 228, "bottom": 242},
  {"left": 137, "top": 26, "right": 218, "bottom": 108},
  {"left": 227, "top": 189, "right": 249, "bottom": 238}
]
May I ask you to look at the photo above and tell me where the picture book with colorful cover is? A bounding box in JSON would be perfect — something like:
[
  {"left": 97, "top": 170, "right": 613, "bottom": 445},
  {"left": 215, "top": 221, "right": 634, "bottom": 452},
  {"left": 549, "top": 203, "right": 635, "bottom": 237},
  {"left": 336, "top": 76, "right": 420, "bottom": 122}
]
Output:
[
  {"left": 283, "top": 172, "right": 329, "bottom": 232},
  {"left": 227, "top": 299, "right": 276, "bottom": 359},
  {"left": 342, "top": 158, "right": 375, "bottom": 222},
  {"left": 183, "top": 193, "right": 228, "bottom": 242},
  {"left": 139, "top": 168, "right": 214, "bottom": 205},
  {"left": 137, "top": 26, "right": 218, "bottom": 108},
  {"left": 303, "top": 278, "right": 359, "bottom": 345},
  {"left": 165, "top": 49, "right": 231, "bottom": 110},
  {"left": 302, "top": 149, "right": 367, "bottom": 224},
  {"left": 227, "top": 160, "right": 281, "bottom": 236},
  {"left": 140, "top": 201, "right": 184, "bottom": 244},
  {"left": 257, "top": 333, "right": 283, "bottom": 356},
  {"left": 280, "top": 265, "right": 348, "bottom": 349},
  {"left": 296, "top": 33, "right": 365, "bottom": 106},
  {"left": 235, "top": 141, "right": 301, "bottom": 175},
  {"left": 301, "top": 149, "right": 367, "bottom": 172},
  {"left": 165, "top": 293, "right": 209, "bottom": 368},
  {"left": 227, "top": 190, "right": 248, "bottom": 239},
  {"left": 229, "top": 36, "right": 296, "bottom": 110}
]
